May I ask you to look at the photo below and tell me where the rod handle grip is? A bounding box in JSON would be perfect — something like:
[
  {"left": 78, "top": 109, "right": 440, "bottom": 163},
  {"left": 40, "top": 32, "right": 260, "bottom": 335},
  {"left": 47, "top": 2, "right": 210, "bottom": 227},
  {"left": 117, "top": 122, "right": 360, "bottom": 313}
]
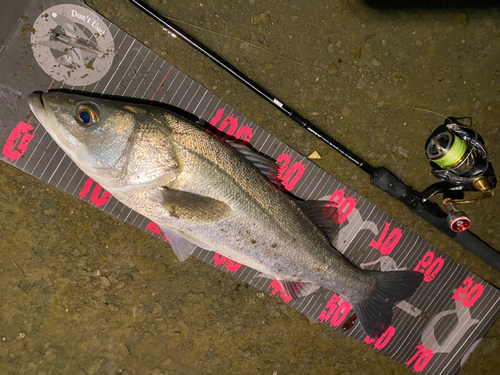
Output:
[{"left": 370, "top": 167, "right": 409, "bottom": 200}]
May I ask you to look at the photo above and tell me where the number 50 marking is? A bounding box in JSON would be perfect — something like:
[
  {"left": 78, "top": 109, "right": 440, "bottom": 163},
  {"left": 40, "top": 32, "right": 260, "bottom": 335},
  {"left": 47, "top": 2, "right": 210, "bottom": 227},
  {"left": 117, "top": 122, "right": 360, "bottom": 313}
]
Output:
[{"left": 318, "top": 294, "right": 351, "bottom": 328}]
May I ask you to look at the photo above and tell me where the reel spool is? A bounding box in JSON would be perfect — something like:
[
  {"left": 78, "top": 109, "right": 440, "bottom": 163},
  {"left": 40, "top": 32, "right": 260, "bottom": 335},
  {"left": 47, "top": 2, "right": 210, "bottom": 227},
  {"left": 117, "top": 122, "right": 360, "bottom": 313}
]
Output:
[{"left": 423, "top": 118, "right": 496, "bottom": 232}]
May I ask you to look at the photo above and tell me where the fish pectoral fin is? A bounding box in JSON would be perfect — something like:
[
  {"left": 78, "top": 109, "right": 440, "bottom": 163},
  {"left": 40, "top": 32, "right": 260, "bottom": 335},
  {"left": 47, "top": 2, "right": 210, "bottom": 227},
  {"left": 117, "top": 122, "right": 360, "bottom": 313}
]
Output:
[
  {"left": 160, "top": 227, "right": 198, "bottom": 262},
  {"left": 160, "top": 187, "right": 231, "bottom": 223},
  {"left": 277, "top": 280, "right": 319, "bottom": 300}
]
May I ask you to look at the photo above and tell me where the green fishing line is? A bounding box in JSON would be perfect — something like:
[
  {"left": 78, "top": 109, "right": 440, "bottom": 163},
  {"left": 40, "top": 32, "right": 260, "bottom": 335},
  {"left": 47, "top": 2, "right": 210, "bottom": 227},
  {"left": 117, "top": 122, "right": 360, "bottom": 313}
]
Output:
[{"left": 434, "top": 136, "right": 467, "bottom": 168}]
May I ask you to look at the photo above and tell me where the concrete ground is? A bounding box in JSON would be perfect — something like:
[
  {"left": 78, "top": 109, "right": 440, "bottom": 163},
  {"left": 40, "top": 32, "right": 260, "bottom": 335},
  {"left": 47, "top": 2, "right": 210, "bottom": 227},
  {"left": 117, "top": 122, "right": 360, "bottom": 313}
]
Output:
[{"left": 1, "top": 0, "right": 500, "bottom": 374}]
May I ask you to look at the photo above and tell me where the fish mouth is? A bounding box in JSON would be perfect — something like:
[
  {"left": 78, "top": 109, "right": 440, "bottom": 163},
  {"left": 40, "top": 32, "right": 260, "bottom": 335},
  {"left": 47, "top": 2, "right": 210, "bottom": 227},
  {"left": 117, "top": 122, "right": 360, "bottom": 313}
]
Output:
[
  {"left": 27, "top": 91, "right": 81, "bottom": 152},
  {"left": 27, "top": 92, "right": 48, "bottom": 124}
]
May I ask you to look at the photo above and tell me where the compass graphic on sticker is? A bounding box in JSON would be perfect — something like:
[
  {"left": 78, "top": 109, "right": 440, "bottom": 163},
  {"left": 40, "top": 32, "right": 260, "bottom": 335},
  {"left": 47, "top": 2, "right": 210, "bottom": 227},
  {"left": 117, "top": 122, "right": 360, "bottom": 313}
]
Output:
[{"left": 31, "top": 4, "right": 114, "bottom": 86}]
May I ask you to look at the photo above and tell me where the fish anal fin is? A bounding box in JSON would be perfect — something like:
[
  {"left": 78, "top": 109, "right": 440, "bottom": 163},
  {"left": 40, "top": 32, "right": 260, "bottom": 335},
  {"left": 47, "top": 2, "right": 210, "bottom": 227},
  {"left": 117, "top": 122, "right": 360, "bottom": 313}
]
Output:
[
  {"left": 277, "top": 280, "right": 320, "bottom": 300},
  {"left": 161, "top": 187, "right": 231, "bottom": 223}
]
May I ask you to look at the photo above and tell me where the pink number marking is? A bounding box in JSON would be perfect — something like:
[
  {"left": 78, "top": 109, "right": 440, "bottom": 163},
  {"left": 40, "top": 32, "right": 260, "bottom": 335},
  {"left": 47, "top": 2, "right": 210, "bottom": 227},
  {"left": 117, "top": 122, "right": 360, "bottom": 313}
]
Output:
[
  {"left": 212, "top": 253, "right": 242, "bottom": 273},
  {"left": 145, "top": 222, "right": 168, "bottom": 242},
  {"left": 414, "top": 251, "right": 445, "bottom": 282},
  {"left": 2, "top": 122, "right": 35, "bottom": 162},
  {"left": 369, "top": 222, "right": 402, "bottom": 255},
  {"left": 209, "top": 108, "right": 253, "bottom": 142},
  {"left": 364, "top": 326, "right": 395, "bottom": 350},
  {"left": 79, "top": 177, "right": 111, "bottom": 207},
  {"left": 319, "top": 294, "right": 352, "bottom": 327},
  {"left": 321, "top": 188, "right": 356, "bottom": 224},
  {"left": 269, "top": 279, "right": 292, "bottom": 303},
  {"left": 453, "top": 277, "right": 484, "bottom": 308},
  {"left": 405, "top": 344, "right": 433, "bottom": 372}
]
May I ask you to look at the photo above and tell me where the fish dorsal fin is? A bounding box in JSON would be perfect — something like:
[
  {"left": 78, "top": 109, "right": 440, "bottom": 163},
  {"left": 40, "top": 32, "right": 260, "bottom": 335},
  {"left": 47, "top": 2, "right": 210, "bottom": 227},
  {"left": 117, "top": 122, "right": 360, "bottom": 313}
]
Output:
[
  {"left": 296, "top": 200, "right": 342, "bottom": 244},
  {"left": 160, "top": 227, "right": 198, "bottom": 262},
  {"left": 227, "top": 141, "right": 280, "bottom": 187},
  {"left": 160, "top": 187, "right": 231, "bottom": 223}
]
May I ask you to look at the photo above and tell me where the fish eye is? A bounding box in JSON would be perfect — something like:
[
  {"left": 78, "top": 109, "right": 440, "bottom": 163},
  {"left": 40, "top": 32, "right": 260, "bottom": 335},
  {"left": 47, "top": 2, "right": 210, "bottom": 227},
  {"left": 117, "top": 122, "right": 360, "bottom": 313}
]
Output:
[{"left": 76, "top": 105, "right": 99, "bottom": 126}]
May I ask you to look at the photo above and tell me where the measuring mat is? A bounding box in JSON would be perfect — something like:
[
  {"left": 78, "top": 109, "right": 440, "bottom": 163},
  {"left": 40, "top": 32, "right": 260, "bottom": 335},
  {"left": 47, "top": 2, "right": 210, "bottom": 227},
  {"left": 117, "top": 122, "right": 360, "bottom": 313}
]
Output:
[{"left": 1, "top": 1, "right": 499, "bottom": 374}]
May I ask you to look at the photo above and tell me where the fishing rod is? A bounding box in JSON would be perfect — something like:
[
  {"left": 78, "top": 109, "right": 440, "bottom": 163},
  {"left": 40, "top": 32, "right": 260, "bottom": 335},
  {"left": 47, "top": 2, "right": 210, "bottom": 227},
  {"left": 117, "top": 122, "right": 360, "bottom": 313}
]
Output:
[{"left": 128, "top": 0, "right": 500, "bottom": 271}]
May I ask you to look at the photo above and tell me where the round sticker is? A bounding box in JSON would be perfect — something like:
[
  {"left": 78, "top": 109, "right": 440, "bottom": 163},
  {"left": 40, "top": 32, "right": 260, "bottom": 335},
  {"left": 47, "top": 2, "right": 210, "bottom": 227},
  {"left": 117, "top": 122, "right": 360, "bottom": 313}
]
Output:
[{"left": 31, "top": 4, "right": 114, "bottom": 86}]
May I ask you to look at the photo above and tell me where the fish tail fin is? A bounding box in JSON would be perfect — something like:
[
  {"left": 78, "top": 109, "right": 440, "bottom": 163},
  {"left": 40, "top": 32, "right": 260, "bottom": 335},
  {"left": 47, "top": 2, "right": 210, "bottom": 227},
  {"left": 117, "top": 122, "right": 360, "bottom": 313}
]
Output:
[{"left": 352, "top": 270, "right": 423, "bottom": 339}]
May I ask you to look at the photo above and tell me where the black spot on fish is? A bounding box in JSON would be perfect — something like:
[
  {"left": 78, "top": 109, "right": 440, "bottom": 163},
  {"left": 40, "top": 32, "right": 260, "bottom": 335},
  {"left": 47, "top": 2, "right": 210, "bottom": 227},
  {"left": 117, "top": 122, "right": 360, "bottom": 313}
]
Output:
[
  {"left": 250, "top": 239, "right": 256, "bottom": 244},
  {"left": 271, "top": 244, "right": 277, "bottom": 248}
]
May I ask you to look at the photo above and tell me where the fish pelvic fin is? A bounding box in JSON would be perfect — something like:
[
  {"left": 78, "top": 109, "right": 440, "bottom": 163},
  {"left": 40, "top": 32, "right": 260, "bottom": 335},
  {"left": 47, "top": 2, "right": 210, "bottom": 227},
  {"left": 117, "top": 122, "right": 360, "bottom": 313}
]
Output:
[
  {"left": 160, "top": 227, "right": 198, "bottom": 262},
  {"left": 352, "top": 270, "right": 423, "bottom": 339}
]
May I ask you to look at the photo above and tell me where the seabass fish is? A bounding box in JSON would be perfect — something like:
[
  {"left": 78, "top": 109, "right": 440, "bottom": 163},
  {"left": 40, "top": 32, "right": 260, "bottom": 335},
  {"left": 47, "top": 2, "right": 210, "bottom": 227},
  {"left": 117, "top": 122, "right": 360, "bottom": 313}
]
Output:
[{"left": 28, "top": 92, "right": 423, "bottom": 339}]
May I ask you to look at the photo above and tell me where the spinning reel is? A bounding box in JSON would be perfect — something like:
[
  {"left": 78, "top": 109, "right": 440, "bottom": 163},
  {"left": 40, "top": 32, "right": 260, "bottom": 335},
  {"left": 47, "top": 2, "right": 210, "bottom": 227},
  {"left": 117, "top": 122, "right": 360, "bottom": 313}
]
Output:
[{"left": 422, "top": 118, "right": 496, "bottom": 232}]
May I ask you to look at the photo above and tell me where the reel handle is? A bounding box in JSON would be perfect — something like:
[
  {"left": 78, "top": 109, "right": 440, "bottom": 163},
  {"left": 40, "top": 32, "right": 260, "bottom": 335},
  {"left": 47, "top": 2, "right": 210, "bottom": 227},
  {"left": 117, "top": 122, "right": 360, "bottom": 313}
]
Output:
[{"left": 443, "top": 199, "right": 471, "bottom": 232}]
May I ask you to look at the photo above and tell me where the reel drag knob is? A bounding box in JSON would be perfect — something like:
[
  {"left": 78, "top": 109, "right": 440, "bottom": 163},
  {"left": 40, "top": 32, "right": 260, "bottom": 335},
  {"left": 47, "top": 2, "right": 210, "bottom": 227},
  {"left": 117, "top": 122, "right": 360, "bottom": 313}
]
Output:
[{"left": 443, "top": 198, "right": 471, "bottom": 232}]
